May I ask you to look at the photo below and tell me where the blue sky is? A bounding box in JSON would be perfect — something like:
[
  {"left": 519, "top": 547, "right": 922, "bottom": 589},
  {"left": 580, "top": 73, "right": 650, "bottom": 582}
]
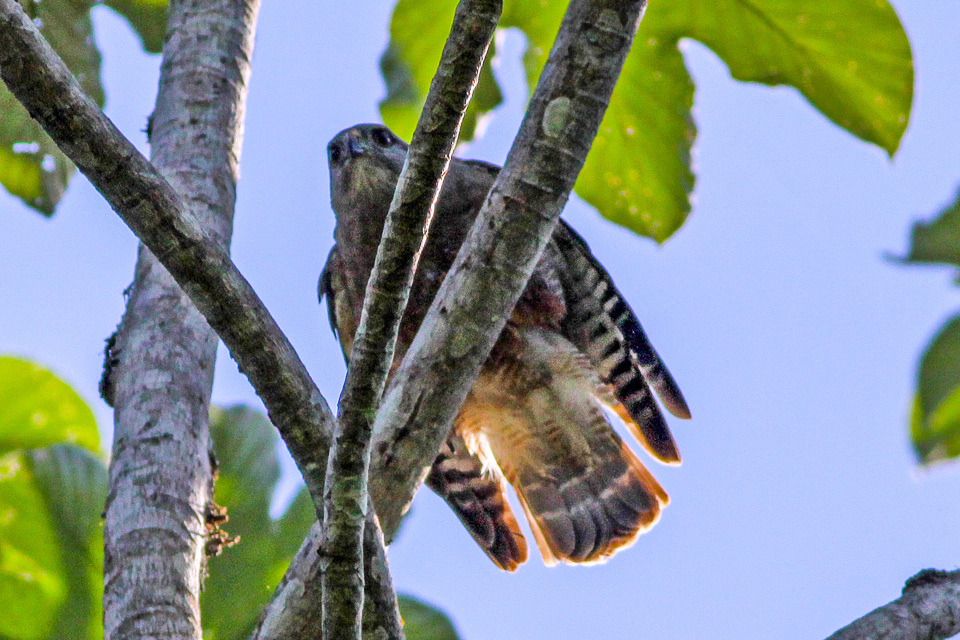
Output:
[{"left": 2, "top": 1, "right": 959, "bottom": 638}]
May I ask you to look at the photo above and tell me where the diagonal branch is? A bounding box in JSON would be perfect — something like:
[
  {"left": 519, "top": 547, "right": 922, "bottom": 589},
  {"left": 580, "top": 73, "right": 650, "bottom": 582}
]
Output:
[
  {"left": 0, "top": 1, "right": 400, "bottom": 636},
  {"left": 321, "top": 1, "right": 500, "bottom": 638},
  {"left": 101, "top": 1, "right": 259, "bottom": 639},
  {"left": 825, "top": 569, "right": 960, "bottom": 640}
]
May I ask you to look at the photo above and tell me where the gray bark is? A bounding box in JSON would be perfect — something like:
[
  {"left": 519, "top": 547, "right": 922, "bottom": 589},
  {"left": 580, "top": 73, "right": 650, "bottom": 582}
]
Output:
[
  {"left": 101, "top": 1, "right": 259, "bottom": 639},
  {"left": 826, "top": 570, "right": 960, "bottom": 640},
  {"left": 256, "top": 519, "right": 403, "bottom": 640},
  {"left": 321, "top": 2, "right": 500, "bottom": 638},
  {"left": 0, "top": 0, "right": 334, "bottom": 518}
]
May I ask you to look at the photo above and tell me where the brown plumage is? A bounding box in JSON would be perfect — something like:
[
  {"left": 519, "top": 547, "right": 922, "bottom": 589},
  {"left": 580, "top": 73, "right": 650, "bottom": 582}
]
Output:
[{"left": 320, "top": 124, "right": 689, "bottom": 570}]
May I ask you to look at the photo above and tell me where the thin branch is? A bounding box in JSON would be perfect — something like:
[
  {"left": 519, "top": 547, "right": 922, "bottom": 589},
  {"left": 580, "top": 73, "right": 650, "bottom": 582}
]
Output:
[
  {"left": 826, "top": 569, "right": 960, "bottom": 640},
  {"left": 0, "top": 2, "right": 400, "bottom": 636},
  {"left": 101, "top": 1, "right": 259, "bottom": 638},
  {"left": 321, "top": 1, "right": 500, "bottom": 638},
  {"left": 255, "top": 0, "right": 650, "bottom": 629}
]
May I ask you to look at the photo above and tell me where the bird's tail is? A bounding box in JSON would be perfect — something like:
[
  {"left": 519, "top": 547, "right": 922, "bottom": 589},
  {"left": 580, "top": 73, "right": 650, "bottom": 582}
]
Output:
[{"left": 460, "top": 327, "right": 669, "bottom": 566}]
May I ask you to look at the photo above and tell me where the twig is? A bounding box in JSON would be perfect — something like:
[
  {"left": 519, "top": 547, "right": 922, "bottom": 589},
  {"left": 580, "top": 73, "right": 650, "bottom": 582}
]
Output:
[
  {"left": 101, "top": 1, "right": 259, "bottom": 639},
  {"left": 825, "top": 569, "right": 960, "bottom": 640},
  {"left": 321, "top": 1, "right": 500, "bottom": 638},
  {"left": 0, "top": 1, "right": 401, "bottom": 636}
]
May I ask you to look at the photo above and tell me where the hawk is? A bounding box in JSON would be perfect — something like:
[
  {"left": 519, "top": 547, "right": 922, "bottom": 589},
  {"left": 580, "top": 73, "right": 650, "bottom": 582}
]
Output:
[{"left": 320, "top": 124, "right": 689, "bottom": 570}]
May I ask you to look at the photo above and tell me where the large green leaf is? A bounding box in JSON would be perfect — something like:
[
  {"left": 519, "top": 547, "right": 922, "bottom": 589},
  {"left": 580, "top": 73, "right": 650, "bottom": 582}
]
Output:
[
  {"left": 102, "top": 0, "right": 169, "bottom": 54},
  {"left": 0, "top": 357, "right": 99, "bottom": 456},
  {"left": 0, "top": 0, "right": 104, "bottom": 216},
  {"left": 911, "top": 315, "right": 960, "bottom": 464},
  {"left": 0, "top": 452, "right": 66, "bottom": 640},
  {"left": 398, "top": 595, "right": 461, "bottom": 640},
  {"left": 381, "top": 0, "right": 912, "bottom": 242},
  {"left": 0, "top": 447, "right": 107, "bottom": 640},
  {"left": 646, "top": 0, "right": 912, "bottom": 155},
  {"left": 575, "top": 38, "right": 695, "bottom": 241},
  {"left": 202, "top": 406, "right": 317, "bottom": 640},
  {"left": 0, "top": 355, "right": 106, "bottom": 639},
  {"left": 26, "top": 445, "right": 107, "bottom": 640}
]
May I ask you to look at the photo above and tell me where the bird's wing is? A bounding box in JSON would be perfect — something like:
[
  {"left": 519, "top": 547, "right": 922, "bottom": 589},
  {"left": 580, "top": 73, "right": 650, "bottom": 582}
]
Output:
[
  {"left": 551, "top": 219, "right": 689, "bottom": 463},
  {"left": 319, "top": 244, "right": 356, "bottom": 361},
  {"left": 425, "top": 432, "right": 528, "bottom": 571}
]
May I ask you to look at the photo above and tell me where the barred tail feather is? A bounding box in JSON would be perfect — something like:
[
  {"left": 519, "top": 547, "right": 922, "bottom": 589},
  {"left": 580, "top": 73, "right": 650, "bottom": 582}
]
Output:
[
  {"left": 466, "top": 327, "right": 670, "bottom": 567},
  {"left": 426, "top": 434, "right": 528, "bottom": 571},
  {"left": 553, "top": 220, "right": 688, "bottom": 462},
  {"left": 515, "top": 440, "right": 667, "bottom": 566}
]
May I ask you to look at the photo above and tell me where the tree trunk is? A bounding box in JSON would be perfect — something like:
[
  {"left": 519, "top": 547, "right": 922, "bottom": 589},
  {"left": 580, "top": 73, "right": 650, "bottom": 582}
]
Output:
[{"left": 101, "top": 1, "right": 259, "bottom": 638}]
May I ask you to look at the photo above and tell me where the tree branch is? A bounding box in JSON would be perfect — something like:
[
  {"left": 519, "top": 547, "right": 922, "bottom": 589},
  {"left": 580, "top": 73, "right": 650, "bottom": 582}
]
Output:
[
  {"left": 0, "top": 2, "right": 400, "bottom": 636},
  {"left": 100, "top": 1, "right": 258, "bottom": 638},
  {"left": 253, "top": 520, "right": 404, "bottom": 640},
  {"left": 825, "top": 569, "right": 960, "bottom": 640},
  {"left": 321, "top": 1, "right": 500, "bottom": 638},
  {"left": 0, "top": 0, "right": 328, "bottom": 505}
]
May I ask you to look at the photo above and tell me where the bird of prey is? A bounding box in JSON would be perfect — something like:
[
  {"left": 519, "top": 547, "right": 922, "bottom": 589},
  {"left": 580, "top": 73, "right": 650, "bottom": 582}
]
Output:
[{"left": 320, "top": 124, "right": 690, "bottom": 570}]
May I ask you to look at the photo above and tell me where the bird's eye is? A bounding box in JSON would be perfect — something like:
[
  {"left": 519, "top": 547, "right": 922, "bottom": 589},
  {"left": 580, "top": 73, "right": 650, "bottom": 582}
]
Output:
[
  {"left": 370, "top": 127, "right": 393, "bottom": 147},
  {"left": 329, "top": 142, "right": 343, "bottom": 164}
]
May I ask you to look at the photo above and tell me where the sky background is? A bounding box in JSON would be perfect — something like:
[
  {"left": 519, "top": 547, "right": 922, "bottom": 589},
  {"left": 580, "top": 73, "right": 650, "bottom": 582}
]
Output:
[{"left": 2, "top": 1, "right": 960, "bottom": 638}]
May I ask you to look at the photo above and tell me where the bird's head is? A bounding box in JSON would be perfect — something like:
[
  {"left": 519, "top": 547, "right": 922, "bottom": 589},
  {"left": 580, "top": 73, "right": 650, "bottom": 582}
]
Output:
[{"left": 328, "top": 124, "right": 407, "bottom": 215}]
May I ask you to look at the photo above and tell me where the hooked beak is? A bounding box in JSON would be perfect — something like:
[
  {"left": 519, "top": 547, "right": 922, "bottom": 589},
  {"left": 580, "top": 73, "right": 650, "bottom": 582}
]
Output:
[{"left": 346, "top": 133, "right": 364, "bottom": 159}]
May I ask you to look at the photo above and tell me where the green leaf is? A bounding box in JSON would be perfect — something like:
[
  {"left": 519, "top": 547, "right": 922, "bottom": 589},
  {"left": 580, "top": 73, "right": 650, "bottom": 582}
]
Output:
[
  {"left": 0, "top": 357, "right": 99, "bottom": 456},
  {"left": 902, "top": 186, "right": 960, "bottom": 275},
  {"left": 382, "top": 0, "right": 912, "bottom": 242},
  {"left": 0, "top": 355, "right": 106, "bottom": 638},
  {"left": 574, "top": 38, "right": 695, "bottom": 242},
  {"left": 647, "top": 0, "right": 912, "bottom": 156},
  {"left": 380, "top": 0, "right": 503, "bottom": 144},
  {"left": 26, "top": 445, "right": 107, "bottom": 640},
  {"left": 103, "top": 0, "right": 169, "bottom": 55},
  {"left": 0, "top": 0, "right": 105, "bottom": 215},
  {"left": 398, "top": 595, "right": 460, "bottom": 640},
  {"left": 912, "top": 315, "right": 960, "bottom": 464},
  {"left": 0, "top": 452, "right": 66, "bottom": 640},
  {"left": 202, "top": 405, "right": 316, "bottom": 640},
  {"left": 0, "top": 446, "right": 108, "bottom": 640}
]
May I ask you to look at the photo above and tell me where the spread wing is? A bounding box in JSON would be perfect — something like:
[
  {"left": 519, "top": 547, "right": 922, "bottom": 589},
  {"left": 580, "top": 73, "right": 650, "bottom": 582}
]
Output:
[
  {"left": 452, "top": 221, "right": 689, "bottom": 566},
  {"left": 552, "top": 220, "right": 689, "bottom": 463},
  {"left": 460, "top": 326, "right": 669, "bottom": 566}
]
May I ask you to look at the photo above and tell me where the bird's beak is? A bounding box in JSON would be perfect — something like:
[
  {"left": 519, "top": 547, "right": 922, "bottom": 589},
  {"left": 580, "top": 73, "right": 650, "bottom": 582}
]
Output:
[{"left": 346, "top": 133, "right": 364, "bottom": 159}]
